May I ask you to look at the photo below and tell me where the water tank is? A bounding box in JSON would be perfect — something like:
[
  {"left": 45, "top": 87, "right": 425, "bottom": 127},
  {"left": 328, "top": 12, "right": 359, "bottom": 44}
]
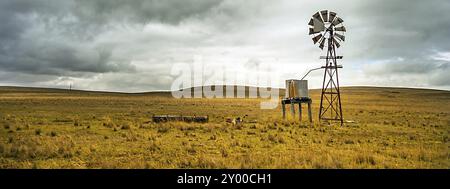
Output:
[{"left": 285, "top": 79, "right": 308, "bottom": 98}]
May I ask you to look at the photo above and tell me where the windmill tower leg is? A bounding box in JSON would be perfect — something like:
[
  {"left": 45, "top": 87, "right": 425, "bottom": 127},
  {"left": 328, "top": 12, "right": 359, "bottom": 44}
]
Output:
[
  {"left": 319, "top": 34, "right": 343, "bottom": 125},
  {"left": 332, "top": 43, "right": 344, "bottom": 125}
]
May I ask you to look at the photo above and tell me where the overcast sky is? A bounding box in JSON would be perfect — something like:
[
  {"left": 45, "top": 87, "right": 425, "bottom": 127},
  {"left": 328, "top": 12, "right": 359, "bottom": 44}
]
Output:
[{"left": 0, "top": 0, "right": 449, "bottom": 92}]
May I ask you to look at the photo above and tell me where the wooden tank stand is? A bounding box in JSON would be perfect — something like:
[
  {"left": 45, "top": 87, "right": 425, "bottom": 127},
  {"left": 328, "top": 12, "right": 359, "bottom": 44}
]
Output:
[{"left": 282, "top": 97, "right": 312, "bottom": 123}]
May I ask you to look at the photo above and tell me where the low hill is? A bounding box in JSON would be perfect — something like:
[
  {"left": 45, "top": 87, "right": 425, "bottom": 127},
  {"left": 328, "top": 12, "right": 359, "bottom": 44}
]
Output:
[{"left": 1, "top": 85, "right": 448, "bottom": 98}]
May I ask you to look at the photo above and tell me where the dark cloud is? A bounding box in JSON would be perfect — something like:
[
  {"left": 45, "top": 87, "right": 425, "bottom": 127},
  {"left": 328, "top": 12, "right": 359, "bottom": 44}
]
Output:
[
  {"left": 364, "top": 58, "right": 449, "bottom": 75},
  {"left": 362, "top": 56, "right": 450, "bottom": 88},
  {"left": 355, "top": 0, "right": 450, "bottom": 58},
  {"left": 0, "top": 0, "right": 225, "bottom": 79},
  {"left": 0, "top": 0, "right": 139, "bottom": 77},
  {"left": 0, "top": 0, "right": 449, "bottom": 91},
  {"left": 357, "top": 0, "right": 450, "bottom": 88},
  {"left": 0, "top": 34, "right": 136, "bottom": 76},
  {"left": 73, "top": 0, "right": 223, "bottom": 24}
]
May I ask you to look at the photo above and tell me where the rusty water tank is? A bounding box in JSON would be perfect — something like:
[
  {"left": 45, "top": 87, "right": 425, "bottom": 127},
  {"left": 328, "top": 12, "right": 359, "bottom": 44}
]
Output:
[{"left": 285, "top": 79, "right": 308, "bottom": 98}]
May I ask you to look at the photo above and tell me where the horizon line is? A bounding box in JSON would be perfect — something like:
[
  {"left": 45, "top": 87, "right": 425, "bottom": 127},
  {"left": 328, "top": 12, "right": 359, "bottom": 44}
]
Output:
[{"left": 0, "top": 84, "right": 449, "bottom": 94}]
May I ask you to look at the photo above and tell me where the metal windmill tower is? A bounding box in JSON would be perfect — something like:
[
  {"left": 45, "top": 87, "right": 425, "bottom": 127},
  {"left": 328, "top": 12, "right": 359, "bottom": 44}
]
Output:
[{"left": 308, "top": 10, "right": 346, "bottom": 124}]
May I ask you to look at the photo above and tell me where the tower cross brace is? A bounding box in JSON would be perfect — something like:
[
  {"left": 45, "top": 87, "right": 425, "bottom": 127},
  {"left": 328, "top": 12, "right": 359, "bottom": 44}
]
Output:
[{"left": 318, "top": 30, "right": 343, "bottom": 125}]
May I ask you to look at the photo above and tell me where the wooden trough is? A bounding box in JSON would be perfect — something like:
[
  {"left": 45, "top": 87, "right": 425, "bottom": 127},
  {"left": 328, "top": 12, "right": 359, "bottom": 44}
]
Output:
[{"left": 152, "top": 115, "right": 208, "bottom": 123}]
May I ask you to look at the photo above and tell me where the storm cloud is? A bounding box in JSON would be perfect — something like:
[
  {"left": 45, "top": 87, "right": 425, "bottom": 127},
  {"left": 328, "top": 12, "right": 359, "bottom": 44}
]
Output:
[{"left": 0, "top": 0, "right": 449, "bottom": 92}]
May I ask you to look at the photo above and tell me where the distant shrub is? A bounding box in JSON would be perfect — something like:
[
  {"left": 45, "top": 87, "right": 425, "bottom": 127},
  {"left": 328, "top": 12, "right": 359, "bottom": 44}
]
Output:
[
  {"left": 103, "top": 122, "right": 114, "bottom": 128},
  {"left": 35, "top": 129, "right": 41, "bottom": 135},
  {"left": 268, "top": 134, "right": 277, "bottom": 143},
  {"left": 0, "top": 144, "right": 4, "bottom": 154},
  {"left": 240, "top": 143, "right": 252, "bottom": 148},
  {"left": 344, "top": 139, "right": 354, "bottom": 144},
  {"left": 50, "top": 131, "right": 57, "bottom": 137},
  {"left": 327, "top": 138, "right": 334, "bottom": 144},
  {"left": 221, "top": 148, "right": 229, "bottom": 158},
  {"left": 157, "top": 126, "right": 170, "bottom": 133},
  {"left": 313, "top": 139, "right": 322, "bottom": 144},
  {"left": 53, "top": 118, "right": 72, "bottom": 123},
  {"left": 121, "top": 124, "right": 131, "bottom": 130}
]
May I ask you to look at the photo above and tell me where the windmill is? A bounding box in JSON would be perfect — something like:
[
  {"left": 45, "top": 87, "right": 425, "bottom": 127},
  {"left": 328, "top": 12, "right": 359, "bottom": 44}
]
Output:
[{"left": 308, "top": 10, "right": 345, "bottom": 124}]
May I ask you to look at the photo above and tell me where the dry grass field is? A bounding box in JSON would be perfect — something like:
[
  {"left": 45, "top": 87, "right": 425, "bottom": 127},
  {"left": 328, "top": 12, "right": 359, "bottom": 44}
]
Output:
[{"left": 0, "top": 86, "right": 448, "bottom": 168}]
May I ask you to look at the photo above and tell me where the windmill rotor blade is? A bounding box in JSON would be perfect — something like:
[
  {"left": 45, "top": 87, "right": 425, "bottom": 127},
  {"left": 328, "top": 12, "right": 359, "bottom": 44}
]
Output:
[
  {"left": 335, "top": 33, "right": 345, "bottom": 41},
  {"left": 312, "top": 34, "right": 323, "bottom": 44},
  {"left": 319, "top": 38, "right": 326, "bottom": 50},
  {"left": 334, "top": 38, "right": 341, "bottom": 48},
  {"left": 333, "top": 37, "right": 341, "bottom": 48},
  {"left": 309, "top": 28, "right": 321, "bottom": 35},
  {"left": 309, "top": 11, "right": 345, "bottom": 49},
  {"left": 320, "top": 10, "right": 328, "bottom": 22},
  {"left": 313, "top": 12, "right": 323, "bottom": 23},
  {"left": 308, "top": 18, "right": 314, "bottom": 26},
  {"left": 334, "top": 26, "right": 346, "bottom": 32},
  {"left": 313, "top": 18, "right": 325, "bottom": 32},
  {"left": 329, "top": 12, "right": 337, "bottom": 23},
  {"left": 332, "top": 17, "right": 344, "bottom": 26}
]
